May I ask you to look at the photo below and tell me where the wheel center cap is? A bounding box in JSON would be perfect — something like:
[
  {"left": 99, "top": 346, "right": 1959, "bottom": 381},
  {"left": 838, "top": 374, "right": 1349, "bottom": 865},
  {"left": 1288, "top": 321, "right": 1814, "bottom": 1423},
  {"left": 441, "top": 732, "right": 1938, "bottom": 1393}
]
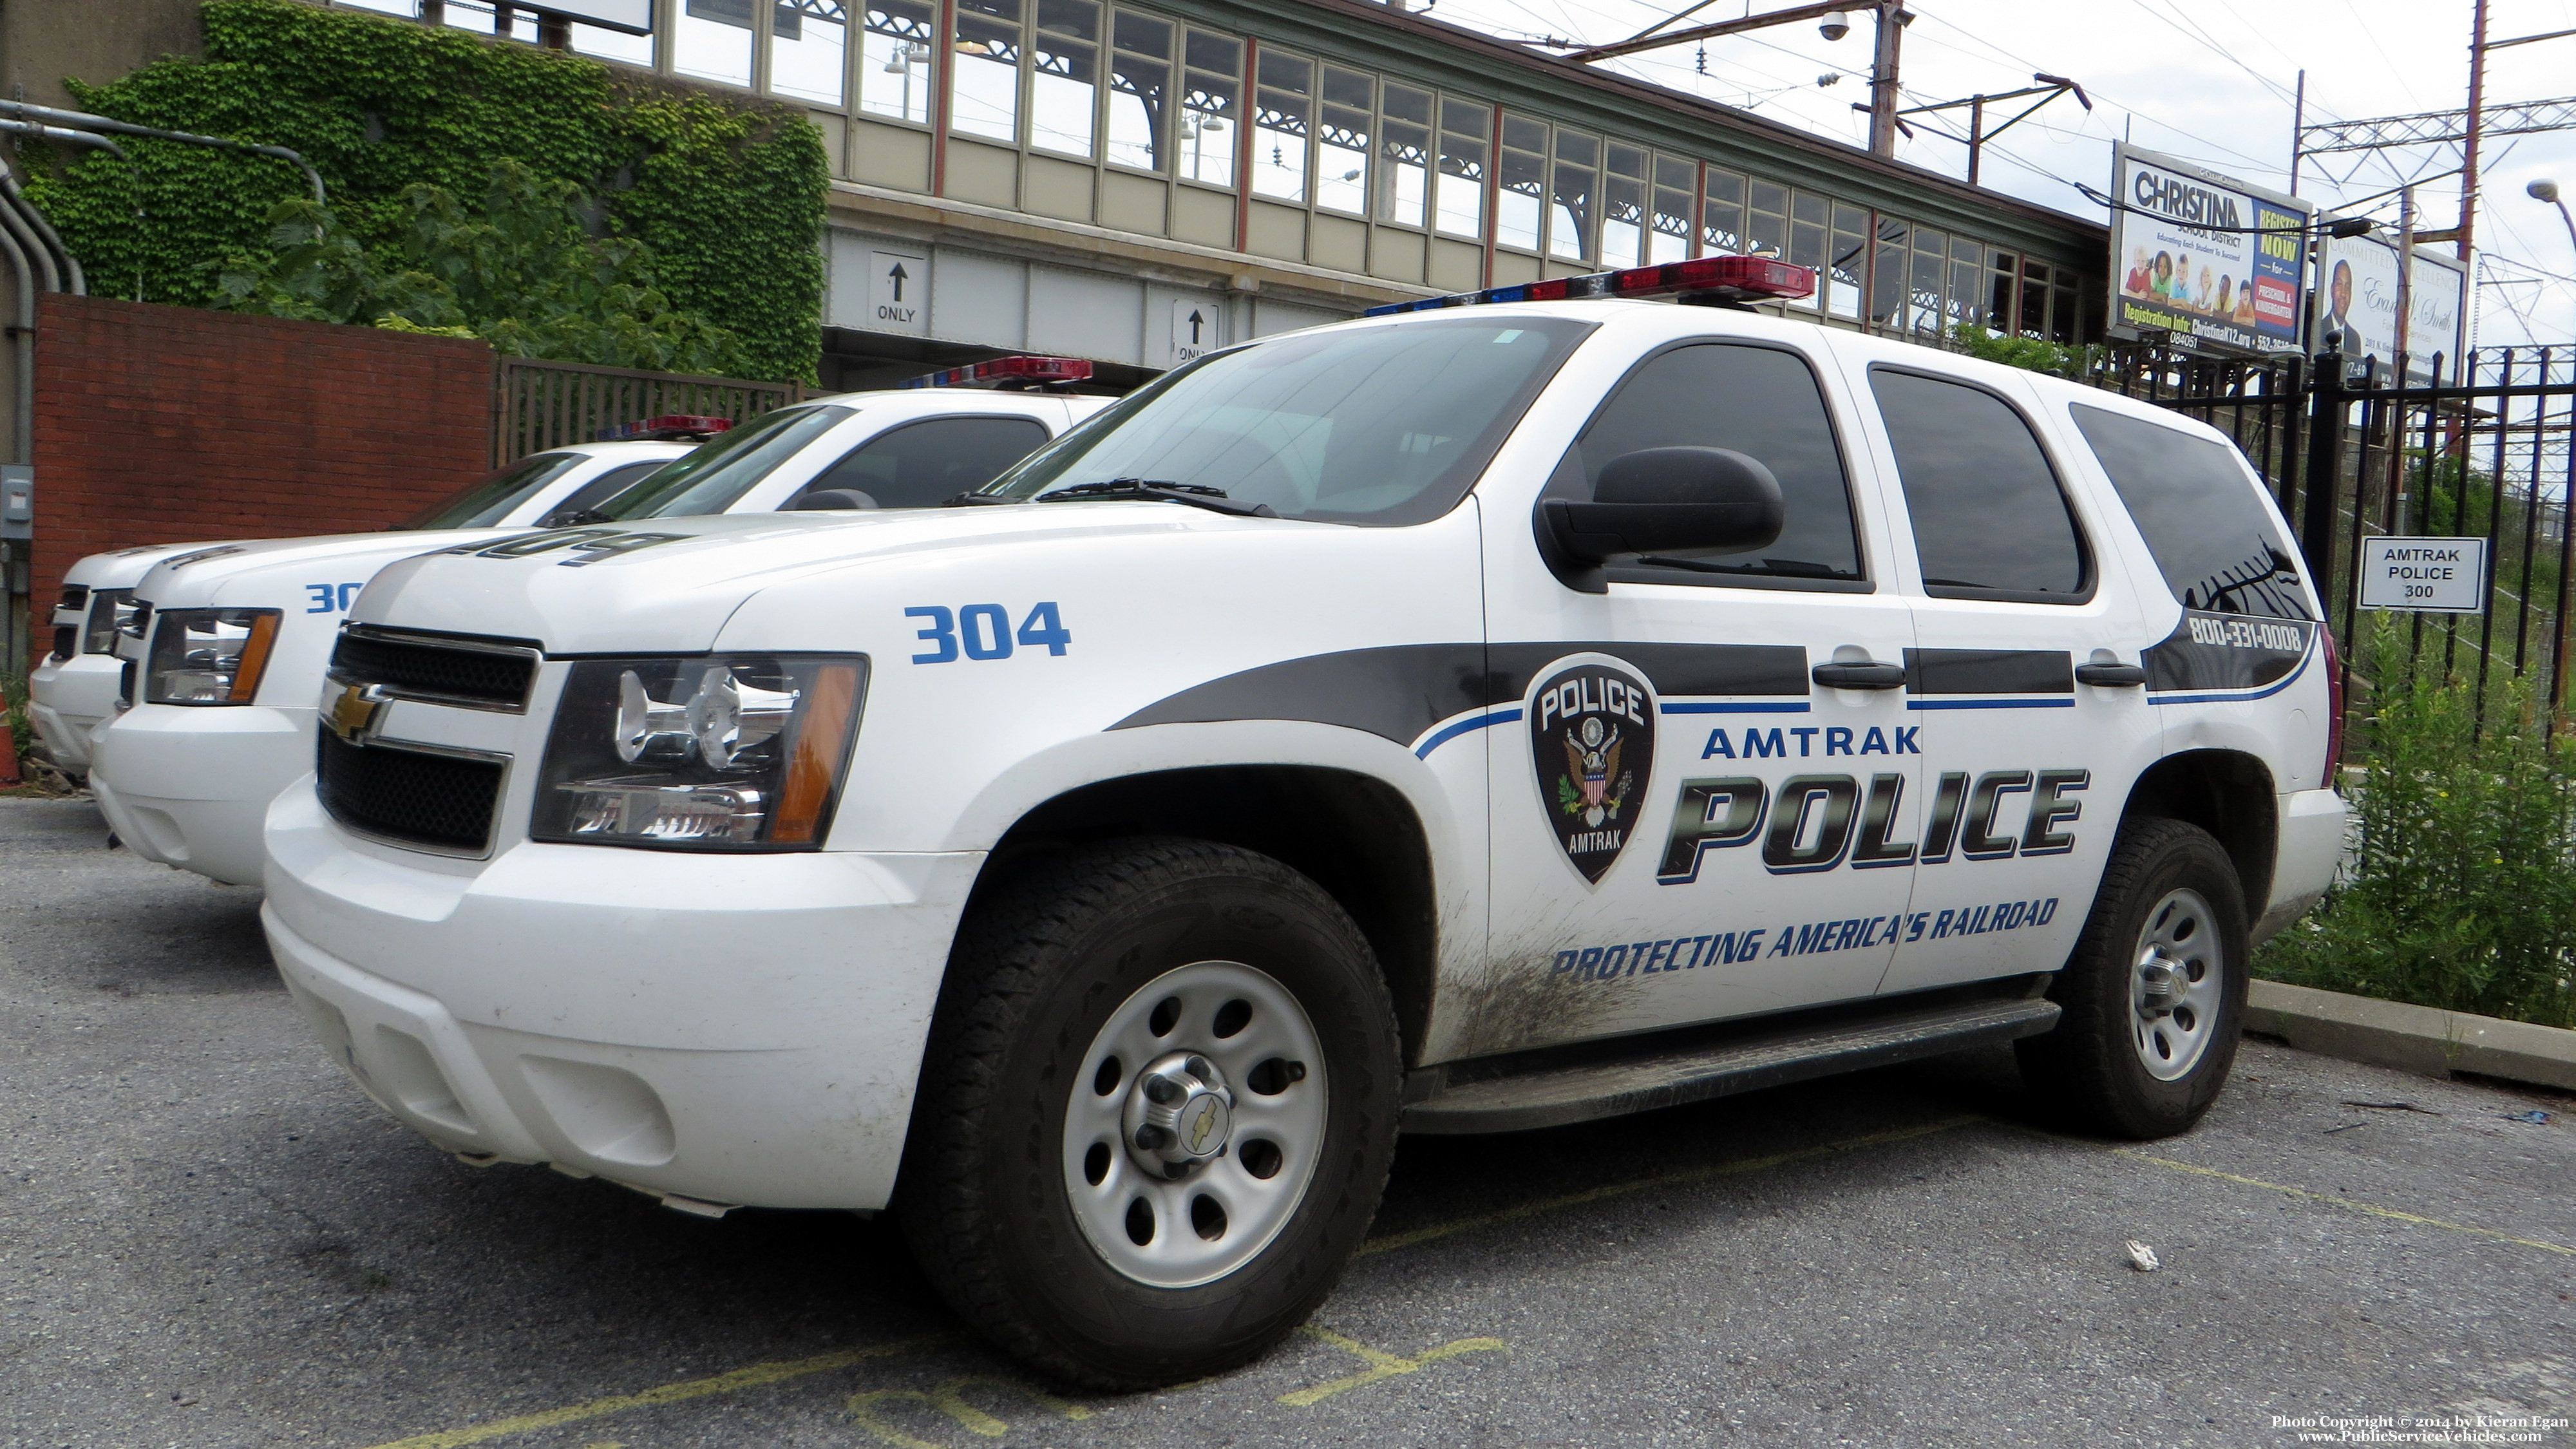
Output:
[
  {"left": 1179, "top": 1093, "right": 1231, "bottom": 1158},
  {"left": 1125, "top": 1052, "right": 1236, "bottom": 1176},
  {"left": 2137, "top": 956, "right": 2183, "bottom": 1018}
]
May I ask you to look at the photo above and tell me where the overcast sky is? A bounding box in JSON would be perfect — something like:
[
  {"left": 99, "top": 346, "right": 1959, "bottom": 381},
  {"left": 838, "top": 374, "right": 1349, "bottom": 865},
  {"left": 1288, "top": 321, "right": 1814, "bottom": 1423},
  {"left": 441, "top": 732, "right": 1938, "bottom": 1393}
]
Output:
[{"left": 1435, "top": 0, "right": 2576, "bottom": 348}]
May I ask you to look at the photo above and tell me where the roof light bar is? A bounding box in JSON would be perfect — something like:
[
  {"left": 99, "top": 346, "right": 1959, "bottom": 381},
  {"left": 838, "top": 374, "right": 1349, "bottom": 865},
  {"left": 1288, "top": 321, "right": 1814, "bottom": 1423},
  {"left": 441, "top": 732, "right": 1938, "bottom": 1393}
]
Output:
[
  {"left": 897, "top": 354, "right": 1096, "bottom": 389},
  {"left": 1362, "top": 255, "right": 1817, "bottom": 317},
  {"left": 594, "top": 414, "right": 735, "bottom": 442}
]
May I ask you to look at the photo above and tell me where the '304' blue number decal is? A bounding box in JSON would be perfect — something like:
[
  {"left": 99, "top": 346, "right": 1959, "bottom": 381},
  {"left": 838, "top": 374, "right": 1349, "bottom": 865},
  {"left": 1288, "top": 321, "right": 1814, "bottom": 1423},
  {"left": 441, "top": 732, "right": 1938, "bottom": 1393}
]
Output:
[
  {"left": 305, "top": 582, "right": 364, "bottom": 614},
  {"left": 908, "top": 601, "right": 1072, "bottom": 663}
]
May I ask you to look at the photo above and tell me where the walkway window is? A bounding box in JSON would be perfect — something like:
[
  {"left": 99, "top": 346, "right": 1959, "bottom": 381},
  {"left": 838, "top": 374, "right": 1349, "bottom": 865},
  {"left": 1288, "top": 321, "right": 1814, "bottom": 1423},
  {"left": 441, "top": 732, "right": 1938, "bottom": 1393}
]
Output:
[
  {"left": 858, "top": 1, "right": 935, "bottom": 121},
  {"left": 1701, "top": 168, "right": 1745, "bottom": 255},
  {"left": 1599, "top": 142, "right": 1645, "bottom": 269},
  {"left": 676, "top": 0, "right": 757, "bottom": 85},
  {"left": 1828, "top": 201, "right": 1866, "bottom": 320},
  {"left": 1435, "top": 100, "right": 1487, "bottom": 239},
  {"left": 1378, "top": 84, "right": 1433, "bottom": 228},
  {"left": 1180, "top": 31, "right": 1238, "bottom": 187},
  {"left": 1032, "top": 0, "right": 1099, "bottom": 157},
  {"left": 951, "top": 0, "right": 1023, "bottom": 142},
  {"left": 771, "top": 0, "right": 849, "bottom": 104},
  {"left": 1106, "top": 12, "right": 1172, "bottom": 171},
  {"left": 1318, "top": 67, "right": 1373, "bottom": 216},
  {"left": 1549, "top": 129, "right": 1597, "bottom": 261},
  {"left": 1497, "top": 113, "right": 1546, "bottom": 252},
  {"left": 1650, "top": 155, "right": 1694, "bottom": 264},
  {"left": 1254, "top": 50, "right": 1314, "bottom": 203}
]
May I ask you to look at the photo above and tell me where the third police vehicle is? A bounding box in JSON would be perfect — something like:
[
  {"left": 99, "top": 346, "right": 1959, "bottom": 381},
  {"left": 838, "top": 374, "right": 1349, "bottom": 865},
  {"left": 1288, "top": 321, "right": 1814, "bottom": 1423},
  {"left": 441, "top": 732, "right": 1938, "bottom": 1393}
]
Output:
[{"left": 258, "top": 258, "right": 2344, "bottom": 1389}]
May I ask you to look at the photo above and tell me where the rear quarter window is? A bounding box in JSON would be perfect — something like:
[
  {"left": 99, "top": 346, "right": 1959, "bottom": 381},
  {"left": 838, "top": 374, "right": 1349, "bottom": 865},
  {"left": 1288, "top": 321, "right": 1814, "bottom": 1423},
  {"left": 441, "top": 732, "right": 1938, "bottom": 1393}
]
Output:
[{"left": 2069, "top": 403, "right": 2309, "bottom": 620}]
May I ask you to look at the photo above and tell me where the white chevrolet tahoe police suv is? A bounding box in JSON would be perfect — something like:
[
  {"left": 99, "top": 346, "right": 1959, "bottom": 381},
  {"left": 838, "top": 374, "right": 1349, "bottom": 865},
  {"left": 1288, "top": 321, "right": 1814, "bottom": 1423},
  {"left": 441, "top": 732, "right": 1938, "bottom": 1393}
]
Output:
[
  {"left": 261, "top": 258, "right": 2344, "bottom": 1390},
  {"left": 28, "top": 440, "right": 693, "bottom": 775},
  {"left": 92, "top": 382, "right": 1103, "bottom": 886}
]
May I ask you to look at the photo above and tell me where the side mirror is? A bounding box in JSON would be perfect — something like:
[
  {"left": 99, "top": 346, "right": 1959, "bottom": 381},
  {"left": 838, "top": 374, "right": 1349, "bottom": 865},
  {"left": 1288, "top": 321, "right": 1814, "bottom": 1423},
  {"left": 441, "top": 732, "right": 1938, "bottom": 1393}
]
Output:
[
  {"left": 1535, "top": 446, "right": 1785, "bottom": 589},
  {"left": 785, "top": 488, "right": 880, "bottom": 511}
]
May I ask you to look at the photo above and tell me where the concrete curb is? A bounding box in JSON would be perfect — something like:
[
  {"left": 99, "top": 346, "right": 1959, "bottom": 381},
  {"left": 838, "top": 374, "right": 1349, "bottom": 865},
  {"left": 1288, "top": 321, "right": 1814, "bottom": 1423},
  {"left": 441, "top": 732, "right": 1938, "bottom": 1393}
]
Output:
[{"left": 2246, "top": 979, "right": 2576, "bottom": 1093}]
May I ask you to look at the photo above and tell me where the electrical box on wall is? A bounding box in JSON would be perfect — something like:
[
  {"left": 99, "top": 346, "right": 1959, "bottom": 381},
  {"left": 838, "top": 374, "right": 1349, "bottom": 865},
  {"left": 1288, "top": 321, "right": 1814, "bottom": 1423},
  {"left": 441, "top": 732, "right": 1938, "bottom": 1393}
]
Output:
[{"left": 0, "top": 465, "right": 28, "bottom": 540}]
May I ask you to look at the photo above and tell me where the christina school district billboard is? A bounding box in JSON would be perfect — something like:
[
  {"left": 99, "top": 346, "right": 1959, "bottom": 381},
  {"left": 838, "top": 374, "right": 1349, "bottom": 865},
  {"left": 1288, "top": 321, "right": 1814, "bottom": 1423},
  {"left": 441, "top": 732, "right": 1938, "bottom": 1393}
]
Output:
[{"left": 2110, "top": 144, "right": 2312, "bottom": 356}]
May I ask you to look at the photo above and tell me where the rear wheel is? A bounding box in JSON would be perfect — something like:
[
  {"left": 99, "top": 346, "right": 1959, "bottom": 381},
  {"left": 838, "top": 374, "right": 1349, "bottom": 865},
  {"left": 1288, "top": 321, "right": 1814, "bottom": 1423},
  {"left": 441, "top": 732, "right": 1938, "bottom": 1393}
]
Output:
[
  {"left": 896, "top": 837, "right": 1401, "bottom": 1388},
  {"left": 2016, "top": 817, "right": 2248, "bottom": 1139}
]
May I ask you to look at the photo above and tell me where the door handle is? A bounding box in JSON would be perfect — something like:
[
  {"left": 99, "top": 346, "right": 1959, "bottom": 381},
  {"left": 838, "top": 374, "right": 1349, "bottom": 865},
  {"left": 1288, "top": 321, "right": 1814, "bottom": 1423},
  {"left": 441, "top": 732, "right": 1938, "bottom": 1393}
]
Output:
[
  {"left": 2075, "top": 661, "right": 2148, "bottom": 688},
  {"left": 1811, "top": 660, "right": 1907, "bottom": 690}
]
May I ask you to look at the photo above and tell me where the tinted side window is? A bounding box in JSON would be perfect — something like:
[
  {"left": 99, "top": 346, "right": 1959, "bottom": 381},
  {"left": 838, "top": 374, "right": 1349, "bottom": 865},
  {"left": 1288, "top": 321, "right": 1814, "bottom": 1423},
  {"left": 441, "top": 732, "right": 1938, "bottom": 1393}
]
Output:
[
  {"left": 1871, "top": 369, "right": 2087, "bottom": 600},
  {"left": 1550, "top": 343, "right": 1864, "bottom": 585},
  {"left": 2069, "top": 403, "right": 2309, "bottom": 620},
  {"left": 806, "top": 416, "right": 1052, "bottom": 507},
  {"left": 551, "top": 459, "right": 680, "bottom": 518}
]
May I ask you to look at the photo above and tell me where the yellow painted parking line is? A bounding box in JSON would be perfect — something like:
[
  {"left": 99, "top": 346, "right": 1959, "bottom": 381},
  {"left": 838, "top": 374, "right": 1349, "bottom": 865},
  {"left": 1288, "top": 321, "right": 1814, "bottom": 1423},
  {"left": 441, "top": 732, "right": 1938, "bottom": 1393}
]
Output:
[
  {"left": 350, "top": 1334, "right": 951, "bottom": 1449},
  {"left": 2112, "top": 1148, "right": 2576, "bottom": 1257},
  {"left": 847, "top": 1374, "right": 1097, "bottom": 1446},
  {"left": 1275, "top": 1326, "right": 1509, "bottom": 1406},
  {"left": 1984, "top": 1115, "right": 2576, "bottom": 1258},
  {"left": 1356, "top": 1115, "right": 1979, "bottom": 1259}
]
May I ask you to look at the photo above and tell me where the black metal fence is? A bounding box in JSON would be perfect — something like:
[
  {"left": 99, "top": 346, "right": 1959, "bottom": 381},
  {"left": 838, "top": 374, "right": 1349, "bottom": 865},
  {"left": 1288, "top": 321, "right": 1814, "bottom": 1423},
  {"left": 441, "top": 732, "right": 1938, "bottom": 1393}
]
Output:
[
  {"left": 493, "top": 357, "right": 803, "bottom": 468},
  {"left": 2097, "top": 343, "right": 2576, "bottom": 735}
]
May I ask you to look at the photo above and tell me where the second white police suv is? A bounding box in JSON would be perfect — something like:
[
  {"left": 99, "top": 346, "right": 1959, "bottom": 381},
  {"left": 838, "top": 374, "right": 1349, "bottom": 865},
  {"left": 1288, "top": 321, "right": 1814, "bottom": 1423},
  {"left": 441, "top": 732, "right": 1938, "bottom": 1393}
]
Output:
[
  {"left": 263, "top": 256, "right": 2346, "bottom": 1389},
  {"left": 90, "top": 377, "right": 1104, "bottom": 887}
]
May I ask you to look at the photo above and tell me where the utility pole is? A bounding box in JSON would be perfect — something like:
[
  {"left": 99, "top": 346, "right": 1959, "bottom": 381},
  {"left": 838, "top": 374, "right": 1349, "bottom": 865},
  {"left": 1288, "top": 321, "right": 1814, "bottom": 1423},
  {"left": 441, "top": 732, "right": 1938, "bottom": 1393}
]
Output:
[
  {"left": 2394, "top": 183, "right": 2414, "bottom": 374},
  {"left": 2289, "top": 69, "right": 2306, "bottom": 194},
  {"left": 2459, "top": 0, "right": 2488, "bottom": 261},
  {"left": 1562, "top": 0, "right": 1907, "bottom": 156},
  {"left": 1867, "top": 1, "right": 1904, "bottom": 157}
]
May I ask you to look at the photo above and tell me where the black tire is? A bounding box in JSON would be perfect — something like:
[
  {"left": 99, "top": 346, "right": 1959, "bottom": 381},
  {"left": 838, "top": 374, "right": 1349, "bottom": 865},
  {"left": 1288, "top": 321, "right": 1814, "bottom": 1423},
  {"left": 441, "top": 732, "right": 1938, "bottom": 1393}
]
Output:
[
  {"left": 895, "top": 837, "right": 1402, "bottom": 1389},
  {"left": 2016, "top": 817, "right": 2249, "bottom": 1139}
]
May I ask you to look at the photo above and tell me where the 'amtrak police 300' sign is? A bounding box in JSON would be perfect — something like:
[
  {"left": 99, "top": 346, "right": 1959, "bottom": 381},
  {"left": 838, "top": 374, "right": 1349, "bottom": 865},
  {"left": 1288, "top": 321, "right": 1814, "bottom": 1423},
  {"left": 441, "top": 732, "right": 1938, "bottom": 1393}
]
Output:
[{"left": 2359, "top": 536, "right": 2487, "bottom": 614}]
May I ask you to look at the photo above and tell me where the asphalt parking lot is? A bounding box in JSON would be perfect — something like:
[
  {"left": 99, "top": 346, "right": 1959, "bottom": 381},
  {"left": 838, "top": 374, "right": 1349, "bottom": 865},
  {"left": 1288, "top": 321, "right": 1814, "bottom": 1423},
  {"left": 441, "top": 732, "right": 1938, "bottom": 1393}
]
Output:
[{"left": 5, "top": 795, "right": 2573, "bottom": 1449}]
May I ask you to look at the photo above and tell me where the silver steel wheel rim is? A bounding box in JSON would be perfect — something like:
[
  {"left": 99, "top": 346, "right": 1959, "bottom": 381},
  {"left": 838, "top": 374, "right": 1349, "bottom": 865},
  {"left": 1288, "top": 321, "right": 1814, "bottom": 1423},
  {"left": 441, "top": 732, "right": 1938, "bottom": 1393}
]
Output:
[
  {"left": 1061, "top": 960, "right": 1328, "bottom": 1289},
  {"left": 2130, "top": 887, "right": 2223, "bottom": 1082}
]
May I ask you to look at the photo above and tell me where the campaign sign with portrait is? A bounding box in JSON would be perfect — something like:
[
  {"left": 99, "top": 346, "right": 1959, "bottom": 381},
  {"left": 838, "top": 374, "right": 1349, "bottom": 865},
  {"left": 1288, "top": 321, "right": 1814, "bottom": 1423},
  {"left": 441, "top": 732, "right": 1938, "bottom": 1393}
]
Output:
[
  {"left": 2108, "top": 144, "right": 2312, "bottom": 357},
  {"left": 2311, "top": 231, "right": 2467, "bottom": 384}
]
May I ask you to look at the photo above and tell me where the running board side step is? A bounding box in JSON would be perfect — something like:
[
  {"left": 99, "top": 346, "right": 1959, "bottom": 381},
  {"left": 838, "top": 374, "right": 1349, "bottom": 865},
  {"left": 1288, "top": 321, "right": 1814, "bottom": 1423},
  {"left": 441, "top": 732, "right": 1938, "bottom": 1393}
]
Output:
[{"left": 1403, "top": 996, "right": 2061, "bottom": 1135}]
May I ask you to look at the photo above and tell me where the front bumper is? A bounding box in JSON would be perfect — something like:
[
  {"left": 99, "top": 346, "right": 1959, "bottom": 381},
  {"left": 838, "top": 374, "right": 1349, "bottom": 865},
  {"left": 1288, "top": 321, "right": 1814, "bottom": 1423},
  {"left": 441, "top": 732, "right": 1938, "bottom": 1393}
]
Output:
[
  {"left": 26, "top": 653, "right": 122, "bottom": 772},
  {"left": 86, "top": 703, "right": 310, "bottom": 887},
  {"left": 261, "top": 783, "right": 980, "bottom": 1210}
]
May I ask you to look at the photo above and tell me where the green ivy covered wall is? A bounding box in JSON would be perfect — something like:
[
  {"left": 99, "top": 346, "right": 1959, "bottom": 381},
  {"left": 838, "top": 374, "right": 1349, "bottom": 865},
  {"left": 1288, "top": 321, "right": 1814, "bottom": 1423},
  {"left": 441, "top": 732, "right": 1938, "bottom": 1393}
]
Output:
[{"left": 23, "top": 0, "right": 828, "bottom": 382}]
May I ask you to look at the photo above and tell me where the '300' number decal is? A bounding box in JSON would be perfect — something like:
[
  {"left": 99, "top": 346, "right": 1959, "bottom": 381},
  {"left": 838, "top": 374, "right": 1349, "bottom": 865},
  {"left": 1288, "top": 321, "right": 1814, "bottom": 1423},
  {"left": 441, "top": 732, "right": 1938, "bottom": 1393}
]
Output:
[{"left": 907, "top": 602, "right": 1071, "bottom": 663}]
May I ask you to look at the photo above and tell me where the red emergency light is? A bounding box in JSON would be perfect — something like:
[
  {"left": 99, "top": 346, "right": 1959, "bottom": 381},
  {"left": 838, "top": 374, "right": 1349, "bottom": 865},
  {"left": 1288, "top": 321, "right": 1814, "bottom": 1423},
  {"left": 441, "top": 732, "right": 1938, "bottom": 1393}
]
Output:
[
  {"left": 1363, "top": 254, "right": 1817, "bottom": 317},
  {"left": 898, "top": 354, "right": 1095, "bottom": 389},
  {"left": 595, "top": 414, "right": 735, "bottom": 442}
]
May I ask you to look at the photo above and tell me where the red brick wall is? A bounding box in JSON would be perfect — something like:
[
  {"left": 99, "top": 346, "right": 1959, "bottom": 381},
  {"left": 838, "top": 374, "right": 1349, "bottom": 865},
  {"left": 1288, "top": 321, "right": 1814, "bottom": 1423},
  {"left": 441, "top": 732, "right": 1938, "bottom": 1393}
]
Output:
[{"left": 30, "top": 295, "right": 493, "bottom": 658}]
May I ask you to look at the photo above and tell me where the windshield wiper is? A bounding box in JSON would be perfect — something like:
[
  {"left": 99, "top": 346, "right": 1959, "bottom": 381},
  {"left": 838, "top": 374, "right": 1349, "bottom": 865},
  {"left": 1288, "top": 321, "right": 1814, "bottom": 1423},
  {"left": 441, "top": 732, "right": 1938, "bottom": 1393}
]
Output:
[
  {"left": 1037, "top": 478, "right": 1280, "bottom": 518},
  {"left": 942, "top": 490, "right": 1023, "bottom": 507}
]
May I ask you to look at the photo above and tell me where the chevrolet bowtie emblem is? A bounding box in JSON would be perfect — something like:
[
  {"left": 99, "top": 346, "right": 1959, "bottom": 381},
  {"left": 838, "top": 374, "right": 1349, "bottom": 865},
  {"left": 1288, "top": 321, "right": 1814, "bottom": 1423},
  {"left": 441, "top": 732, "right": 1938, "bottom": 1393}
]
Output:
[{"left": 324, "top": 681, "right": 388, "bottom": 744}]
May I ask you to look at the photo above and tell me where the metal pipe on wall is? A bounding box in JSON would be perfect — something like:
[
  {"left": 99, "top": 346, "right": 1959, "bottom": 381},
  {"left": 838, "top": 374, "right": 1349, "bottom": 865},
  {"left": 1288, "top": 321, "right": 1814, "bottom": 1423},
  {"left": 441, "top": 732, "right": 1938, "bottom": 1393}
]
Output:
[
  {"left": 0, "top": 170, "right": 85, "bottom": 296},
  {"left": 0, "top": 175, "right": 35, "bottom": 672}
]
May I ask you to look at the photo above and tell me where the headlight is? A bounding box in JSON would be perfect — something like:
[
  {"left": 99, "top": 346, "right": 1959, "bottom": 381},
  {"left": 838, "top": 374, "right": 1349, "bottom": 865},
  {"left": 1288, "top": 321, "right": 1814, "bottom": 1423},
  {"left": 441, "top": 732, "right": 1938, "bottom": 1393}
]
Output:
[
  {"left": 144, "top": 608, "right": 281, "bottom": 705},
  {"left": 531, "top": 654, "right": 866, "bottom": 850},
  {"left": 85, "top": 589, "right": 136, "bottom": 656}
]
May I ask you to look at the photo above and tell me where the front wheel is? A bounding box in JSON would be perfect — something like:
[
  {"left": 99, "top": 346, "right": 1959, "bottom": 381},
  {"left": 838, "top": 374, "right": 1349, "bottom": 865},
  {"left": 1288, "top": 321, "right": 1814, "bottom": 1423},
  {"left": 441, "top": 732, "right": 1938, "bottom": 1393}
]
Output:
[
  {"left": 2016, "top": 817, "right": 2249, "bottom": 1139},
  {"left": 896, "top": 838, "right": 1401, "bottom": 1388}
]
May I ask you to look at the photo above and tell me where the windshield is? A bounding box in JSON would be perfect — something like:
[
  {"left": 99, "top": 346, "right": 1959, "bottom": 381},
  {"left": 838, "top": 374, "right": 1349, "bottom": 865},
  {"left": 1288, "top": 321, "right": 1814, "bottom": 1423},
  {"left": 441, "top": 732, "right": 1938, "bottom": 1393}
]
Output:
[
  {"left": 985, "top": 316, "right": 1595, "bottom": 525},
  {"left": 399, "top": 452, "right": 589, "bottom": 529},
  {"left": 601, "top": 405, "right": 857, "bottom": 518}
]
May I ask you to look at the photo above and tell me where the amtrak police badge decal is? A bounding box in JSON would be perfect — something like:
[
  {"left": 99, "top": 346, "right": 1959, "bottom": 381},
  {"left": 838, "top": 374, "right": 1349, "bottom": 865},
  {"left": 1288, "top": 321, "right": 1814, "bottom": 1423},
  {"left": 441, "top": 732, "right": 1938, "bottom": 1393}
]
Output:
[{"left": 1529, "top": 656, "right": 1656, "bottom": 885}]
